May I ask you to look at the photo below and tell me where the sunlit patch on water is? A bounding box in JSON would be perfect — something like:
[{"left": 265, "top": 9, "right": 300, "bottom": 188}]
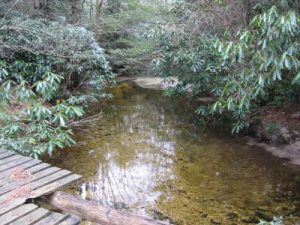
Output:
[
  {"left": 79, "top": 148, "right": 175, "bottom": 214},
  {"left": 47, "top": 82, "right": 300, "bottom": 225}
]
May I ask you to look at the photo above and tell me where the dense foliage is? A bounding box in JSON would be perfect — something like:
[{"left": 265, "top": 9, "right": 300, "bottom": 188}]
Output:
[
  {"left": 151, "top": 1, "right": 300, "bottom": 133},
  {"left": 0, "top": 0, "right": 299, "bottom": 157},
  {"left": 87, "top": 0, "right": 168, "bottom": 76},
  {"left": 0, "top": 7, "right": 113, "bottom": 158}
]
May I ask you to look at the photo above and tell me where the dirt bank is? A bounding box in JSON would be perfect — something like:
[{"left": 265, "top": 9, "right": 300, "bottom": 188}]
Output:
[
  {"left": 247, "top": 139, "right": 300, "bottom": 166},
  {"left": 248, "top": 106, "right": 300, "bottom": 166}
]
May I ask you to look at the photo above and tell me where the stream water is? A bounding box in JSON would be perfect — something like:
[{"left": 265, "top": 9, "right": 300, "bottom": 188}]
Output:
[{"left": 47, "top": 82, "right": 300, "bottom": 225}]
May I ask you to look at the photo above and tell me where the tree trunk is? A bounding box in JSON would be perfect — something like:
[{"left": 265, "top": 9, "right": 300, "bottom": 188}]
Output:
[
  {"left": 34, "top": 0, "right": 42, "bottom": 9},
  {"left": 34, "top": 0, "right": 49, "bottom": 12},
  {"left": 45, "top": 191, "right": 170, "bottom": 225},
  {"left": 89, "top": 0, "right": 93, "bottom": 21},
  {"left": 96, "top": 0, "right": 104, "bottom": 18},
  {"left": 71, "top": 0, "right": 79, "bottom": 22},
  {"left": 244, "top": 0, "right": 252, "bottom": 25}
]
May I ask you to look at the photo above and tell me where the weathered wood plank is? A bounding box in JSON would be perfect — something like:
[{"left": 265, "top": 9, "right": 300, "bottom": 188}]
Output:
[
  {"left": 9, "top": 207, "right": 50, "bottom": 225},
  {"left": 34, "top": 212, "right": 67, "bottom": 225},
  {"left": 0, "top": 160, "right": 45, "bottom": 186},
  {"left": 0, "top": 169, "right": 71, "bottom": 201},
  {"left": 0, "top": 160, "right": 41, "bottom": 175},
  {"left": 0, "top": 161, "right": 48, "bottom": 180},
  {"left": 0, "top": 152, "right": 83, "bottom": 225},
  {"left": 31, "top": 174, "right": 82, "bottom": 198},
  {"left": 27, "top": 169, "right": 71, "bottom": 190},
  {"left": 0, "top": 151, "right": 15, "bottom": 160},
  {"left": 0, "top": 155, "right": 23, "bottom": 166},
  {"left": 0, "top": 198, "right": 25, "bottom": 216},
  {"left": 0, "top": 150, "right": 8, "bottom": 155},
  {"left": 0, "top": 157, "right": 33, "bottom": 174},
  {"left": 0, "top": 167, "right": 62, "bottom": 195},
  {"left": 58, "top": 215, "right": 81, "bottom": 225},
  {"left": 24, "top": 163, "right": 51, "bottom": 174},
  {"left": 0, "top": 203, "right": 37, "bottom": 225}
]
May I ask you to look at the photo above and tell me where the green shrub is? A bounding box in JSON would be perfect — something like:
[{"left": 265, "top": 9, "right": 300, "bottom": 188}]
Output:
[
  {"left": 0, "top": 14, "right": 114, "bottom": 158},
  {"left": 151, "top": 5, "right": 299, "bottom": 133}
]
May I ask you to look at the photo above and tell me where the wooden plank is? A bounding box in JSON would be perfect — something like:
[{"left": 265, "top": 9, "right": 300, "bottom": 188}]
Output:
[
  {"left": 0, "top": 152, "right": 84, "bottom": 225},
  {"left": 0, "top": 167, "right": 62, "bottom": 195},
  {"left": 9, "top": 207, "right": 50, "bottom": 225},
  {"left": 0, "top": 161, "right": 47, "bottom": 180},
  {"left": 0, "top": 157, "right": 33, "bottom": 174},
  {"left": 31, "top": 174, "right": 82, "bottom": 198},
  {"left": 0, "top": 198, "right": 25, "bottom": 216},
  {"left": 0, "top": 151, "right": 15, "bottom": 160},
  {"left": 0, "top": 161, "right": 45, "bottom": 186},
  {"left": 0, "top": 166, "right": 61, "bottom": 192},
  {"left": 27, "top": 169, "right": 71, "bottom": 190},
  {"left": 0, "top": 169, "right": 71, "bottom": 202},
  {"left": 58, "top": 215, "right": 81, "bottom": 225},
  {"left": 0, "top": 150, "right": 8, "bottom": 155},
  {"left": 24, "top": 163, "right": 51, "bottom": 174},
  {"left": 34, "top": 212, "right": 67, "bottom": 225},
  {"left": 0, "top": 155, "right": 23, "bottom": 166},
  {"left": 0, "top": 203, "right": 37, "bottom": 225},
  {"left": 0, "top": 159, "right": 41, "bottom": 175}
]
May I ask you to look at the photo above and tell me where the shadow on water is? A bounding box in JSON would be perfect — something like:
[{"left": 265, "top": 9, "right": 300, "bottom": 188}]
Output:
[{"left": 47, "top": 82, "right": 300, "bottom": 225}]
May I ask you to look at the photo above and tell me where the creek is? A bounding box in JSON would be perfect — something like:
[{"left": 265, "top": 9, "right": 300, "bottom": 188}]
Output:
[{"left": 47, "top": 82, "right": 300, "bottom": 225}]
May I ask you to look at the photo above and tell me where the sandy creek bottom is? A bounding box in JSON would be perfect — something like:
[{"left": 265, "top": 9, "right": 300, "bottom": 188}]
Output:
[{"left": 47, "top": 82, "right": 300, "bottom": 225}]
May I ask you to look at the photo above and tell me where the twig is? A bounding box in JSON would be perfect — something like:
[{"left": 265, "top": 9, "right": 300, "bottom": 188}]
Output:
[
  {"left": 68, "top": 113, "right": 102, "bottom": 127},
  {"left": 0, "top": 0, "right": 20, "bottom": 27}
]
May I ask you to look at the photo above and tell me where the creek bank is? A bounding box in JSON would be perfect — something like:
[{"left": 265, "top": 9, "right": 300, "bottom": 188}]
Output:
[
  {"left": 247, "top": 107, "right": 300, "bottom": 166},
  {"left": 247, "top": 139, "right": 300, "bottom": 166}
]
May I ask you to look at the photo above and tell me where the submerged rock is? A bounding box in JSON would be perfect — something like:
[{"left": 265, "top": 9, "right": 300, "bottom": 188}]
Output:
[
  {"left": 210, "top": 218, "right": 221, "bottom": 225},
  {"left": 241, "top": 215, "right": 260, "bottom": 224},
  {"left": 226, "top": 212, "right": 238, "bottom": 220},
  {"left": 152, "top": 209, "right": 175, "bottom": 224},
  {"left": 201, "top": 213, "right": 208, "bottom": 218},
  {"left": 255, "top": 211, "right": 273, "bottom": 222},
  {"left": 113, "top": 201, "right": 129, "bottom": 210}
]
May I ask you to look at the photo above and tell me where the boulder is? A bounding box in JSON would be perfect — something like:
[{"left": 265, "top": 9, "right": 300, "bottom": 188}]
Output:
[{"left": 133, "top": 77, "right": 178, "bottom": 90}]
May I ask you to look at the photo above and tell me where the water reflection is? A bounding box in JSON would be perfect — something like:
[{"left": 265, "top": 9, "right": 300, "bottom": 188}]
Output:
[{"left": 47, "top": 83, "right": 300, "bottom": 225}]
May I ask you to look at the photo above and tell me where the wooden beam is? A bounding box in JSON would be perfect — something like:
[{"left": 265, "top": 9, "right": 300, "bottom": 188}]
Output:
[{"left": 45, "top": 191, "right": 170, "bottom": 225}]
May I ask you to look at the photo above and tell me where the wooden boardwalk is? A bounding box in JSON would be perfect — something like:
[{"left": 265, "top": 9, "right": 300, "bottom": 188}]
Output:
[{"left": 0, "top": 149, "right": 83, "bottom": 225}]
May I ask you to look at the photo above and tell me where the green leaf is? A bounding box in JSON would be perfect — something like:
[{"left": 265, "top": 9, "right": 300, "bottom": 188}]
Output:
[{"left": 293, "top": 72, "right": 300, "bottom": 84}]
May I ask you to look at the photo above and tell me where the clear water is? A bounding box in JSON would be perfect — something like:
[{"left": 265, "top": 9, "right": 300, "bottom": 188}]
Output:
[{"left": 47, "top": 82, "right": 300, "bottom": 225}]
